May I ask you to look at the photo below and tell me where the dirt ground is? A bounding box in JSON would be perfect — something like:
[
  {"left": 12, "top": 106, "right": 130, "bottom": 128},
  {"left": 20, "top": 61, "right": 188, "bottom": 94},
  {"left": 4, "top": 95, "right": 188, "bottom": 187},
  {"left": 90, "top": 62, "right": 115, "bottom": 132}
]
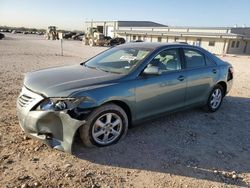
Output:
[{"left": 0, "top": 33, "right": 250, "bottom": 188}]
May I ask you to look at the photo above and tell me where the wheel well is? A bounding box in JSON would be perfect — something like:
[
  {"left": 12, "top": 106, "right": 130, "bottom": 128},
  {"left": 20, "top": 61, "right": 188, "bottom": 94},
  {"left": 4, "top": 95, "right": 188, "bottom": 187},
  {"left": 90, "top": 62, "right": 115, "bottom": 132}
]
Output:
[
  {"left": 217, "top": 81, "right": 227, "bottom": 96},
  {"left": 73, "top": 100, "right": 133, "bottom": 148},
  {"left": 105, "top": 100, "right": 132, "bottom": 127}
]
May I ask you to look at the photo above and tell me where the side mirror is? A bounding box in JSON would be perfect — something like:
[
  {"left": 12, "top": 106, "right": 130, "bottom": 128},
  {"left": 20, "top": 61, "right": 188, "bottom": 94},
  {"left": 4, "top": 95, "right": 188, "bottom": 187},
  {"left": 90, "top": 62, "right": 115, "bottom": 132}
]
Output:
[{"left": 143, "top": 66, "right": 162, "bottom": 75}]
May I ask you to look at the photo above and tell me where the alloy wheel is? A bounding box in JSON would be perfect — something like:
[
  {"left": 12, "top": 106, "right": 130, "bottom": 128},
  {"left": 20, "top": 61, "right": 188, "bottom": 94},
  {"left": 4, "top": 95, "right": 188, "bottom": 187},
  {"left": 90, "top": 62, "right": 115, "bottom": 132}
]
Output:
[
  {"left": 92, "top": 113, "right": 123, "bottom": 145},
  {"left": 210, "top": 88, "right": 222, "bottom": 109}
]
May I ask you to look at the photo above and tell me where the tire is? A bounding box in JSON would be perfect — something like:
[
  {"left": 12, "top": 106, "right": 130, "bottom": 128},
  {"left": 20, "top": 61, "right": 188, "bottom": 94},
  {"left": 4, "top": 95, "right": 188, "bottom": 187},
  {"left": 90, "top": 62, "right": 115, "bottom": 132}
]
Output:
[
  {"left": 89, "top": 39, "right": 94, "bottom": 46},
  {"left": 109, "top": 38, "right": 118, "bottom": 46},
  {"left": 79, "top": 104, "right": 128, "bottom": 147},
  {"left": 205, "top": 84, "right": 224, "bottom": 112},
  {"left": 84, "top": 39, "right": 88, "bottom": 45},
  {"left": 118, "top": 38, "right": 125, "bottom": 44}
]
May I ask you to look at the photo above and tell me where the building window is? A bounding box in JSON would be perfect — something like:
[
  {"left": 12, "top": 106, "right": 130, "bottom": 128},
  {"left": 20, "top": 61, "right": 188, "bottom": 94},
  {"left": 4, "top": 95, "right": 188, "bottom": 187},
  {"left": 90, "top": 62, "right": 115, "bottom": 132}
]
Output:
[
  {"left": 174, "top": 37, "right": 179, "bottom": 42},
  {"left": 133, "top": 35, "right": 136, "bottom": 40},
  {"left": 158, "top": 37, "right": 162, "bottom": 42},
  {"left": 236, "top": 41, "right": 240, "bottom": 48},
  {"left": 231, "top": 41, "right": 236, "bottom": 48},
  {"left": 208, "top": 41, "right": 215, "bottom": 46},
  {"left": 138, "top": 36, "right": 142, "bottom": 40}
]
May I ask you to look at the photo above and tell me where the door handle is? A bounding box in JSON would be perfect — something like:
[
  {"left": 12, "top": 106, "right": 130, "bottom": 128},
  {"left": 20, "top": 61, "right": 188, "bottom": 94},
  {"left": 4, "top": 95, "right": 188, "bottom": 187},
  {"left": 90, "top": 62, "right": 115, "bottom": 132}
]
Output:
[
  {"left": 177, "top": 75, "right": 185, "bottom": 81},
  {"left": 212, "top": 69, "right": 217, "bottom": 74}
]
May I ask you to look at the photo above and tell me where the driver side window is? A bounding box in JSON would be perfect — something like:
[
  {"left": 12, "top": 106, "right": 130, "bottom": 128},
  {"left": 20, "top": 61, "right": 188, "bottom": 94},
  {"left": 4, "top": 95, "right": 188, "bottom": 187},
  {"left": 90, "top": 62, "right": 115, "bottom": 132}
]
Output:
[{"left": 149, "top": 49, "right": 182, "bottom": 72}]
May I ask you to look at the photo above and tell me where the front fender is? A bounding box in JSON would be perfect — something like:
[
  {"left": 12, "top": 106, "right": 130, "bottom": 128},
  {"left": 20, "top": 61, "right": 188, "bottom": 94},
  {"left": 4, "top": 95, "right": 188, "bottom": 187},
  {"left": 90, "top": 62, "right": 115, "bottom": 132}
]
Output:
[{"left": 71, "top": 82, "right": 136, "bottom": 120}]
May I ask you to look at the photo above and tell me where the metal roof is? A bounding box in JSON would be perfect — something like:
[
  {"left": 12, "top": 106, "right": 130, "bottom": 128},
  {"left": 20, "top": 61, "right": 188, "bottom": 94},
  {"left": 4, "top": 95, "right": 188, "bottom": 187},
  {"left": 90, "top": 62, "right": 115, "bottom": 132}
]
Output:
[
  {"left": 117, "top": 21, "right": 167, "bottom": 27},
  {"left": 159, "top": 26, "right": 248, "bottom": 29},
  {"left": 85, "top": 20, "right": 167, "bottom": 27}
]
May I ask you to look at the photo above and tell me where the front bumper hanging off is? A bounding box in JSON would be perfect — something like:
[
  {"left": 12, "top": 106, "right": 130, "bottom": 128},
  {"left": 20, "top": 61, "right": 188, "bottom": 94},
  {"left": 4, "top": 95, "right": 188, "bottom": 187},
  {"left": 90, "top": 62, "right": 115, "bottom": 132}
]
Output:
[{"left": 16, "top": 87, "right": 85, "bottom": 153}]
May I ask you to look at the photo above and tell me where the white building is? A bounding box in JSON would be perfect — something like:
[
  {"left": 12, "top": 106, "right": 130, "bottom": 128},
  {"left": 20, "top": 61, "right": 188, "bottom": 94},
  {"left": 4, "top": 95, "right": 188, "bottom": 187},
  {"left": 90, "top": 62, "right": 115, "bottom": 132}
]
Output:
[
  {"left": 85, "top": 21, "right": 250, "bottom": 55},
  {"left": 85, "top": 21, "right": 166, "bottom": 38}
]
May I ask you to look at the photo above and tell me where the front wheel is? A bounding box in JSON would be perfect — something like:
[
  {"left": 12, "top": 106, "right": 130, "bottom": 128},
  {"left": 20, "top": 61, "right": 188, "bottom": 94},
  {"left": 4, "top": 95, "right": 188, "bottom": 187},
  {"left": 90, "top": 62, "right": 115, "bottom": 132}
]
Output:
[
  {"left": 205, "top": 85, "right": 224, "bottom": 112},
  {"left": 80, "top": 104, "right": 128, "bottom": 147},
  {"left": 89, "top": 39, "right": 94, "bottom": 46}
]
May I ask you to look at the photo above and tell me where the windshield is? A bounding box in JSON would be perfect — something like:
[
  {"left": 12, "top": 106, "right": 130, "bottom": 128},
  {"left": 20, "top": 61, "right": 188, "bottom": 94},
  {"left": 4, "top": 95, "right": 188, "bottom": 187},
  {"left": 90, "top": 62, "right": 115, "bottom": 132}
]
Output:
[{"left": 84, "top": 47, "right": 152, "bottom": 74}]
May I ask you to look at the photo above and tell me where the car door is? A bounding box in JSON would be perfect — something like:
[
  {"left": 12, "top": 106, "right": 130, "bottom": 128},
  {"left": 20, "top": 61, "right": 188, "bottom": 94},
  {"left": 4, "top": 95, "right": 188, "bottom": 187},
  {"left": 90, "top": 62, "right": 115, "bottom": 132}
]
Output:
[
  {"left": 135, "top": 48, "right": 187, "bottom": 120},
  {"left": 183, "top": 48, "right": 219, "bottom": 106}
]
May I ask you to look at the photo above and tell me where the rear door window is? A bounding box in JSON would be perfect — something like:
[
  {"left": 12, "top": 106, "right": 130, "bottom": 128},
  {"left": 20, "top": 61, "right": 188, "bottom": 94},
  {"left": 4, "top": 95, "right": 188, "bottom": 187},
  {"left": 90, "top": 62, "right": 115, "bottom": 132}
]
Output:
[
  {"left": 205, "top": 56, "right": 216, "bottom": 66},
  {"left": 149, "top": 48, "right": 182, "bottom": 72},
  {"left": 184, "top": 49, "right": 206, "bottom": 69}
]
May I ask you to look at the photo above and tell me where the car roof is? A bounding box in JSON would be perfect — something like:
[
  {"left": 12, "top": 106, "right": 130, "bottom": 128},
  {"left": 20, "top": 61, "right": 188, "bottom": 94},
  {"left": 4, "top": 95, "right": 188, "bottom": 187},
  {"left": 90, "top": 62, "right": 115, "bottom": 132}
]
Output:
[{"left": 116, "top": 42, "right": 190, "bottom": 50}]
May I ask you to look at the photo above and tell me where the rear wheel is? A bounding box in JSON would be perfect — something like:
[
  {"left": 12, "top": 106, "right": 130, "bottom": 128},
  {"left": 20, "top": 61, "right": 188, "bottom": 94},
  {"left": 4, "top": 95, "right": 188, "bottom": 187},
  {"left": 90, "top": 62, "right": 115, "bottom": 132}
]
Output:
[
  {"left": 84, "top": 39, "right": 88, "bottom": 45},
  {"left": 80, "top": 104, "right": 128, "bottom": 147},
  {"left": 205, "top": 85, "right": 224, "bottom": 112}
]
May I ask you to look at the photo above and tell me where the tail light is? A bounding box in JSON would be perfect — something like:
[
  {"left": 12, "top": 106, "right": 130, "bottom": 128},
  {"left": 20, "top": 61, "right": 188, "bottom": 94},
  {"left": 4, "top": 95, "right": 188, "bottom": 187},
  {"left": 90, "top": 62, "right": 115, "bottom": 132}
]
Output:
[{"left": 229, "top": 67, "right": 234, "bottom": 74}]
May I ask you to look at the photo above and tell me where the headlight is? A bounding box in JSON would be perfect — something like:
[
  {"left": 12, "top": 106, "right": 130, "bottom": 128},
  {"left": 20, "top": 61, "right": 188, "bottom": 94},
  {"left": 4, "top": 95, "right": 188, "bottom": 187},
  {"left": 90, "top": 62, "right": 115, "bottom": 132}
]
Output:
[{"left": 37, "top": 98, "right": 82, "bottom": 111}]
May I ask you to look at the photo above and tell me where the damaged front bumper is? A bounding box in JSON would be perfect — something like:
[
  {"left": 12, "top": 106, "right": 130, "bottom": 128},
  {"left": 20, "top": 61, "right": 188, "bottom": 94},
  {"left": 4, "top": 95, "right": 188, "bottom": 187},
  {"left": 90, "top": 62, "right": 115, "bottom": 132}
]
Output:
[{"left": 16, "top": 87, "right": 85, "bottom": 153}]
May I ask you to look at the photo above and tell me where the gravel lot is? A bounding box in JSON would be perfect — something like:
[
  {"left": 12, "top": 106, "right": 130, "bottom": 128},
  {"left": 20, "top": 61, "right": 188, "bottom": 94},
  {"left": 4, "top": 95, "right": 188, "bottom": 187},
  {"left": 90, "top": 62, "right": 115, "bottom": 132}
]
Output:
[{"left": 0, "top": 33, "right": 250, "bottom": 188}]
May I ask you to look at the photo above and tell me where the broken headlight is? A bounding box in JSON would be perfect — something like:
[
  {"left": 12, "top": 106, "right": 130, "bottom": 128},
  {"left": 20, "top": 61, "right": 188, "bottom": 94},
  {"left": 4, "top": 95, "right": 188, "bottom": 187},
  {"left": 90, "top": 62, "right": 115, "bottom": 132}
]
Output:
[{"left": 37, "top": 98, "right": 82, "bottom": 111}]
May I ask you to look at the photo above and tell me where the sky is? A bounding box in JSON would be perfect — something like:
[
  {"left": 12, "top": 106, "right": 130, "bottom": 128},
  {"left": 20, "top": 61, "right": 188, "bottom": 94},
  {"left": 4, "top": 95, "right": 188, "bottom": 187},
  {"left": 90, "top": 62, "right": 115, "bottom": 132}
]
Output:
[{"left": 0, "top": 0, "right": 250, "bottom": 30}]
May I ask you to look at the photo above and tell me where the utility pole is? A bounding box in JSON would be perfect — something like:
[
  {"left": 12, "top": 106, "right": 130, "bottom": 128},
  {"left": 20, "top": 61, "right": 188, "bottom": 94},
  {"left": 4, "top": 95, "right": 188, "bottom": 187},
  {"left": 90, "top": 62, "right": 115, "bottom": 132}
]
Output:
[{"left": 60, "top": 39, "right": 63, "bottom": 56}]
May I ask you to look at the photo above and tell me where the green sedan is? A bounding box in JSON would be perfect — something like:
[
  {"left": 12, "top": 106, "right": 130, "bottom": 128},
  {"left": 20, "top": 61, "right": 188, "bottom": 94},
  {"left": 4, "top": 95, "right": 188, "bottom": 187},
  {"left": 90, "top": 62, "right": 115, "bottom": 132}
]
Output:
[{"left": 17, "top": 42, "right": 233, "bottom": 153}]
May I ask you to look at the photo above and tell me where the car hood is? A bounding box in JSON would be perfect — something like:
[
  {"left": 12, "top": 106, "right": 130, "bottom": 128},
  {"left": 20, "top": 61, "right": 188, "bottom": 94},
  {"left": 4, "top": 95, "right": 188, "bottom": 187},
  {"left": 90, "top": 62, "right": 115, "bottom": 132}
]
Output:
[{"left": 24, "top": 64, "right": 123, "bottom": 97}]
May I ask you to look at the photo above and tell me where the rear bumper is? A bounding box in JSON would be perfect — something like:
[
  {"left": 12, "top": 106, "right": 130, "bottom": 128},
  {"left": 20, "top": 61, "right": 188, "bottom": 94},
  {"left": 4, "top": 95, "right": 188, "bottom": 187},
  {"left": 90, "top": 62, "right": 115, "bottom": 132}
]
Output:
[{"left": 226, "top": 79, "right": 233, "bottom": 95}]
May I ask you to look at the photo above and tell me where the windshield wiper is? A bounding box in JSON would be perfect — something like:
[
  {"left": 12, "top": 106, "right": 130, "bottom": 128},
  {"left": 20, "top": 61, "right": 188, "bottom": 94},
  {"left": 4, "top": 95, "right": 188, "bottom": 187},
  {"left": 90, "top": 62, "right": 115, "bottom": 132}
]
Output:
[
  {"left": 97, "top": 67, "right": 111, "bottom": 73},
  {"left": 84, "top": 64, "right": 100, "bottom": 71},
  {"left": 84, "top": 64, "right": 120, "bottom": 74},
  {"left": 97, "top": 67, "right": 122, "bottom": 74}
]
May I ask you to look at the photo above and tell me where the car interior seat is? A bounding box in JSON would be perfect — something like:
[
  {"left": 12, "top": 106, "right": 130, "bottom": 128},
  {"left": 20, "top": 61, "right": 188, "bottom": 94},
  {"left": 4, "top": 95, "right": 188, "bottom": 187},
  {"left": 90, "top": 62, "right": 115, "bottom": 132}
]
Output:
[
  {"left": 161, "top": 51, "right": 181, "bottom": 70},
  {"left": 150, "top": 58, "right": 166, "bottom": 70}
]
